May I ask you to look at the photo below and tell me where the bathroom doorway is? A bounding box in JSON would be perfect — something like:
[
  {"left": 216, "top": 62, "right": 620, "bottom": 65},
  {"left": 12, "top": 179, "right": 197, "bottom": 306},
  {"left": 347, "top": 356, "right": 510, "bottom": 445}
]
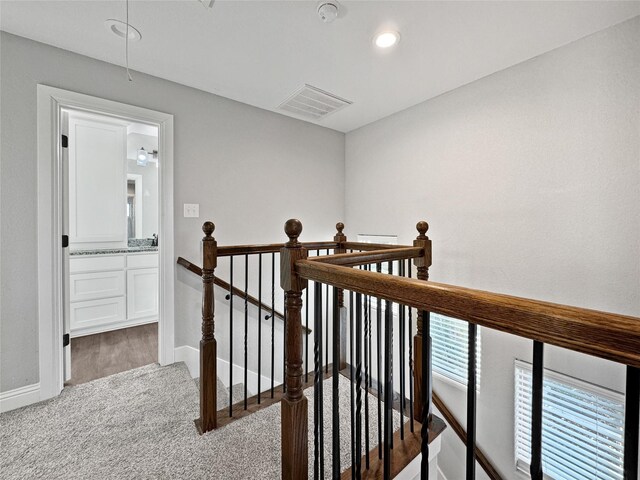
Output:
[
  {"left": 62, "top": 109, "right": 161, "bottom": 385},
  {"left": 36, "top": 86, "right": 175, "bottom": 400}
]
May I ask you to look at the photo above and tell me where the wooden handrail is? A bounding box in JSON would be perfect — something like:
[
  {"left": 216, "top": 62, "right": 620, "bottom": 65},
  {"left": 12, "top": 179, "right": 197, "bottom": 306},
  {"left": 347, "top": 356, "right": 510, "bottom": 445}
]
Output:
[
  {"left": 343, "top": 241, "right": 413, "bottom": 251},
  {"left": 177, "top": 256, "right": 312, "bottom": 333},
  {"left": 433, "top": 391, "right": 503, "bottom": 480},
  {"left": 217, "top": 241, "right": 338, "bottom": 257},
  {"left": 215, "top": 238, "right": 410, "bottom": 257},
  {"left": 295, "top": 258, "right": 640, "bottom": 368},
  {"left": 307, "top": 247, "right": 424, "bottom": 267},
  {"left": 177, "top": 256, "right": 203, "bottom": 275}
]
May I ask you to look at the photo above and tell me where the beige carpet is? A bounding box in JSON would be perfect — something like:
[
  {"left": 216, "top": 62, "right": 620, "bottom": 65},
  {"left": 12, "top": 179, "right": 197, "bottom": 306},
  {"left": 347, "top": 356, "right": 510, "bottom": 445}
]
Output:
[{"left": 0, "top": 362, "right": 399, "bottom": 479}]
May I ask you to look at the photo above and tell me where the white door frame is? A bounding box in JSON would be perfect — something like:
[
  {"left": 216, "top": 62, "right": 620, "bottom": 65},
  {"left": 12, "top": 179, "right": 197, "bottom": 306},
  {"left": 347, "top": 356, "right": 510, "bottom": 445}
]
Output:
[{"left": 36, "top": 85, "right": 175, "bottom": 401}]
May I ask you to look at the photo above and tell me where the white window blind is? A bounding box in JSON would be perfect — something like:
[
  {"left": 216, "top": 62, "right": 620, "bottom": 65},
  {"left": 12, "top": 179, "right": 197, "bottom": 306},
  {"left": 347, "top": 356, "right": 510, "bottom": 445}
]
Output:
[
  {"left": 356, "top": 234, "right": 397, "bottom": 274},
  {"left": 430, "top": 313, "right": 481, "bottom": 386},
  {"left": 514, "top": 360, "right": 625, "bottom": 480}
]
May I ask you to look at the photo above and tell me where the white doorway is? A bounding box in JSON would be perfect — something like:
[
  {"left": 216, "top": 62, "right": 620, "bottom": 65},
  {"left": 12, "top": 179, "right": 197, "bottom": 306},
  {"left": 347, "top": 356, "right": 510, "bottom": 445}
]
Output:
[{"left": 36, "top": 85, "right": 175, "bottom": 401}]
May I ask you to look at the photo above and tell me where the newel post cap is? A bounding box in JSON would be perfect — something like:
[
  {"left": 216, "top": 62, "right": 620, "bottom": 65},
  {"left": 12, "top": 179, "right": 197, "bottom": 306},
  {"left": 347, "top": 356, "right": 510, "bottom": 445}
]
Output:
[
  {"left": 284, "top": 219, "right": 303, "bottom": 246},
  {"left": 416, "top": 221, "right": 429, "bottom": 239},
  {"left": 202, "top": 221, "right": 216, "bottom": 237}
]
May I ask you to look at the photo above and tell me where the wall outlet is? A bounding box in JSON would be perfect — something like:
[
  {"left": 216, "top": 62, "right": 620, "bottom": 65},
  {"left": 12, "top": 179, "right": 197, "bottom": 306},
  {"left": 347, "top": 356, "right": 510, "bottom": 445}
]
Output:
[{"left": 183, "top": 203, "right": 200, "bottom": 218}]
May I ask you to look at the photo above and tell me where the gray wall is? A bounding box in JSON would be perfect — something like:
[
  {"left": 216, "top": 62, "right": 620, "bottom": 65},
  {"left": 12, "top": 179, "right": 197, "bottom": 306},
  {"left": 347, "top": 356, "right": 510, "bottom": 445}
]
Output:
[
  {"left": 345, "top": 17, "right": 639, "bottom": 479},
  {"left": 0, "top": 32, "right": 345, "bottom": 392}
]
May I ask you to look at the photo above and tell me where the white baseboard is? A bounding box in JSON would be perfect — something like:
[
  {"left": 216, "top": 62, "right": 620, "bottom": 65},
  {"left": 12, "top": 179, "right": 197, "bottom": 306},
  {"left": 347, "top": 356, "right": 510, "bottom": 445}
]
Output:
[
  {"left": 174, "top": 345, "right": 200, "bottom": 378},
  {"left": 71, "top": 318, "right": 157, "bottom": 339},
  {"left": 173, "top": 345, "right": 278, "bottom": 395},
  {"left": 0, "top": 383, "right": 41, "bottom": 413},
  {"left": 216, "top": 357, "right": 277, "bottom": 395}
]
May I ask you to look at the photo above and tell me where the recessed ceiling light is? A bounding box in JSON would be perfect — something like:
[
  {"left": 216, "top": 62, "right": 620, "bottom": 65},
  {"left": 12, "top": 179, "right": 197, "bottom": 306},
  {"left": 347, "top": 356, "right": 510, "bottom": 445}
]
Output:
[
  {"left": 374, "top": 31, "right": 400, "bottom": 49},
  {"left": 105, "top": 19, "right": 142, "bottom": 42}
]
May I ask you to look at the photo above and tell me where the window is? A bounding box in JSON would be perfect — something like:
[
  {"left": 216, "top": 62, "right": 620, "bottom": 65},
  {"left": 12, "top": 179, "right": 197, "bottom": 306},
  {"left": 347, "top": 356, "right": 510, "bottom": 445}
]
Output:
[
  {"left": 514, "top": 360, "right": 625, "bottom": 480},
  {"left": 431, "top": 313, "right": 481, "bottom": 386},
  {"left": 355, "top": 235, "right": 481, "bottom": 387},
  {"left": 356, "top": 234, "right": 397, "bottom": 274}
]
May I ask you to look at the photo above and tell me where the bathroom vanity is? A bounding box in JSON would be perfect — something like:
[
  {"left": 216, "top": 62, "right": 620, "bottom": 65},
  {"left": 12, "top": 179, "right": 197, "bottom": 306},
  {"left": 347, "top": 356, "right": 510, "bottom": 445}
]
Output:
[{"left": 68, "top": 248, "right": 158, "bottom": 337}]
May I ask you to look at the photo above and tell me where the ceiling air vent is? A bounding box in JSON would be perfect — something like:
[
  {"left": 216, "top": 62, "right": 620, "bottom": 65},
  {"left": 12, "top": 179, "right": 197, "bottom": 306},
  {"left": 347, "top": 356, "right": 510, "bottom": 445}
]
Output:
[{"left": 279, "top": 84, "right": 352, "bottom": 120}]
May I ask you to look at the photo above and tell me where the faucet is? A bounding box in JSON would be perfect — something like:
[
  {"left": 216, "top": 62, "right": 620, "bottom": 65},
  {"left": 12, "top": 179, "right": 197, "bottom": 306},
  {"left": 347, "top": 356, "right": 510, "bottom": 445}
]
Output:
[{"left": 152, "top": 234, "right": 158, "bottom": 247}]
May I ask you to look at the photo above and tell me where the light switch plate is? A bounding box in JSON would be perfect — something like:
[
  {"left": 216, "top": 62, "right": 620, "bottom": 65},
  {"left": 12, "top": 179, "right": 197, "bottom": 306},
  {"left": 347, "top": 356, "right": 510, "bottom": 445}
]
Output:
[{"left": 184, "top": 203, "right": 200, "bottom": 218}]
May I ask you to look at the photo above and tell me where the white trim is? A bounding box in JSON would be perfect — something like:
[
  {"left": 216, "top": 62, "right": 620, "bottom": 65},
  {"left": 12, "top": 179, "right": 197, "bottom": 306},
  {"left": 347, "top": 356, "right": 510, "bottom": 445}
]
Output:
[
  {"left": 158, "top": 114, "right": 175, "bottom": 367},
  {"left": 174, "top": 345, "right": 200, "bottom": 379},
  {"left": 433, "top": 370, "right": 468, "bottom": 392},
  {"left": 0, "top": 383, "right": 41, "bottom": 413},
  {"left": 394, "top": 434, "right": 442, "bottom": 480},
  {"left": 437, "top": 466, "right": 448, "bottom": 480},
  {"left": 37, "top": 85, "right": 175, "bottom": 402},
  {"left": 216, "top": 357, "right": 276, "bottom": 395}
]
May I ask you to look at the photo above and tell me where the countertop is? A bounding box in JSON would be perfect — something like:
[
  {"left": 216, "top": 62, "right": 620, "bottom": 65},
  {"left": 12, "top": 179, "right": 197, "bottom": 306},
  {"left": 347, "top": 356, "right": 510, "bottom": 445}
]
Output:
[{"left": 69, "top": 246, "right": 158, "bottom": 256}]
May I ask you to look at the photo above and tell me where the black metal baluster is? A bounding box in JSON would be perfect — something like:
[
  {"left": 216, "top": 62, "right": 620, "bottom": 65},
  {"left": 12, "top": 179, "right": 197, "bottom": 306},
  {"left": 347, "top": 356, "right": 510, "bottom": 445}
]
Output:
[
  {"left": 530, "top": 341, "right": 544, "bottom": 480},
  {"left": 387, "top": 261, "right": 394, "bottom": 451},
  {"left": 314, "top": 281, "right": 324, "bottom": 480},
  {"left": 326, "top": 249, "right": 331, "bottom": 375},
  {"left": 257, "top": 254, "right": 262, "bottom": 404},
  {"left": 384, "top": 299, "right": 393, "bottom": 479},
  {"left": 229, "top": 256, "right": 234, "bottom": 417},
  {"left": 325, "top": 281, "right": 329, "bottom": 374},
  {"left": 399, "top": 261, "right": 405, "bottom": 441},
  {"left": 466, "top": 323, "right": 477, "bottom": 480},
  {"left": 367, "top": 264, "right": 372, "bottom": 391},
  {"left": 624, "top": 366, "right": 640, "bottom": 480},
  {"left": 364, "top": 267, "right": 371, "bottom": 469},
  {"left": 420, "top": 310, "right": 431, "bottom": 480},
  {"left": 270, "top": 252, "right": 275, "bottom": 398},
  {"left": 317, "top": 248, "right": 322, "bottom": 377},
  {"left": 332, "top": 286, "right": 341, "bottom": 479},
  {"left": 376, "top": 263, "right": 383, "bottom": 460},
  {"left": 244, "top": 254, "right": 249, "bottom": 410},
  {"left": 350, "top": 289, "right": 356, "bottom": 478},
  {"left": 355, "top": 292, "right": 363, "bottom": 478},
  {"left": 408, "top": 259, "right": 414, "bottom": 433}
]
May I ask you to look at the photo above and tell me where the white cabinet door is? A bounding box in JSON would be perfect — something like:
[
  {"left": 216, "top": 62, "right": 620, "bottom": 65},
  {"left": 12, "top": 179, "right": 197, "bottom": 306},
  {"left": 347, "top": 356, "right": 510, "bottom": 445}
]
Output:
[
  {"left": 68, "top": 115, "right": 127, "bottom": 246},
  {"left": 69, "top": 254, "right": 125, "bottom": 274},
  {"left": 70, "top": 271, "right": 126, "bottom": 303},
  {"left": 127, "top": 268, "right": 159, "bottom": 320},
  {"left": 70, "top": 296, "right": 126, "bottom": 333}
]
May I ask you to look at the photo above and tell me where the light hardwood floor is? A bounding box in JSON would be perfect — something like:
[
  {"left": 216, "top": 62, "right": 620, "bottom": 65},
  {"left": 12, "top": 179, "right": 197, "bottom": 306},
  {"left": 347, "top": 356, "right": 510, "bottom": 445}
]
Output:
[{"left": 66, "top": 323, "right": 158, "bottom": 386}]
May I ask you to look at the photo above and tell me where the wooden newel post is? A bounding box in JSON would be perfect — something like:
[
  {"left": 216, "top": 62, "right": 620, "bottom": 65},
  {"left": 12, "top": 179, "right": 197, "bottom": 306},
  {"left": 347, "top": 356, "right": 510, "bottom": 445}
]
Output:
[
  {"left": 280, "top": 219, "right": 309, "bottom": 480},
  {"left": 199, "top": 221, "right": 218, "bottom": 434},
  {"left": 413, "top": 220, "right": 432, "bottom": 424},
  {"left": 334, "top": 222, "right": 347, "bottom": 370}
]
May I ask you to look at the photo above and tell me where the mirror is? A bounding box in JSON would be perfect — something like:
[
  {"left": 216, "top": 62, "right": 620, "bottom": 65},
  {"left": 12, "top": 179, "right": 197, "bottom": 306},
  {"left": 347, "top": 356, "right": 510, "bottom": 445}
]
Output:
[{"left": 126, "top": 125, "right": 159, "bottom": 242}]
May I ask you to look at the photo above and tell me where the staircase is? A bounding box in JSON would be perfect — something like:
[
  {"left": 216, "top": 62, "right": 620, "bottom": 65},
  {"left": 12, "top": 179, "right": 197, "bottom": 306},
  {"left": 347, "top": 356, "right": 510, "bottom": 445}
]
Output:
[
  {"left": 178, "top": 221, "right": 456, "bottom": 479},
  {"left": 194, "top": 377, "right": 248, "bottom": 410},
  {"left": 178, "top": 219, "right": 640, "bottom": 480}
]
